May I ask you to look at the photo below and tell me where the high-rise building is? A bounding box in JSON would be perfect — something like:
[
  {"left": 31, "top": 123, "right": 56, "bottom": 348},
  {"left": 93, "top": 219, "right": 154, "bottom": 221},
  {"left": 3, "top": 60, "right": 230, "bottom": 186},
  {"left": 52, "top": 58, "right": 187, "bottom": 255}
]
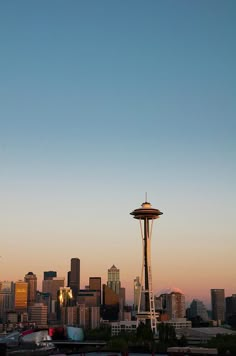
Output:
[
  {"left": 69, "top": 258, "right": 80, "bottom": 299},
  {"left": 90, "top": 306, "right": 100, "bottom": 329},
  {"left": 44, "top": 271, "right": 57, "bottom": 280},
  {"left": 89, "top": 277, "right": 101, "bottom": 305},
  {"left": 28, "top": 303, "right": 48, "bottom": 327},
  {"left": 166, "top": 292, "right": 185, "bottom": 319},
  {"left": 78, "top": 304, "right": 90, "bottom": 328},
  {"left": 24, "top": 272, "right": 37, "bottom": 306},
  {"left": 0, "top": 281, "right": 14, "bottom": 323},
  {"left": 14, "top": 280, "right": 28, "bottom": 314},
  {"left": 57, "top": 287, "right": 73, "bottom": 322},
  {"left": 78, "top": 289, "right": 100, "bottom": 307},
  {"left": 0, "top": 281, "right": 14, "bottom": 293},
  {"left": 134, "top": 277, "right": 141, "bottom": 311},
  {"left": 211, "top": 289, "right": 225, "bottom": 323},
  {"left": 107, "top": 265, "right": 120, "bottom": 295},
  {"left": 102, "top": 284, "right": 120, "bottom": 321},
  {"left": 226, "top": 294, "right": 236, "bottom": 323},
  {"left": 189, "top": 299, "right": 208, "bottom": 321},
  {"left": 42, "top": 277, "right": 65, "bottom": 300},
  {"left": 61, "top": 306, "right": 79, "bottom": 325}
]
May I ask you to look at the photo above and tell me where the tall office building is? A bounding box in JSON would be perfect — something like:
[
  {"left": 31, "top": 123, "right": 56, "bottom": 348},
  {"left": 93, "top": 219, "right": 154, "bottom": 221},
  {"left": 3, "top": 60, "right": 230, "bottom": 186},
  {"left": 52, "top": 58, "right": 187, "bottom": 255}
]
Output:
[
  {"left": 189, "top": 299, "right": 208, "bottom": 321},
  {"left": 57, "top": 287, "right": 73, "bottom": 322},
  {"left": 134, "top": 276, "right": 141, "bottom": 310},
  {"left": 14, "top": 280, "right": 28, "bottom": 314},
  {"left": 102, "top": 284, "right": 120, "bottom": 321},
  {"left": 42, "top": 277, "right": 65, "bottom": 300},
  {"left": 166, "top": 292, "right": 185, "bottom": 319},
  {"left": 24, "top": 272, "right": 37, "bottom": 306},
  {"left": 69, "top": 258, "right": 80, "bottom": 299},
  {"left": 0, "top": 281, "right": 14, "bottom": 293},
  {"left": 78, "top": 289, "right": 100, "bottom": 307},
  {"left": 0, "top": 281, "right": 14, "bottom": 323},
  {"left": 44, "top": 271, "right": 57, "bottom": 280},
  {"left": 211, "top": 289, "right": 225, "bottom": 323},
  {"left": 28, "top": 303, "right": 48, "bottom": 327},
  {"left": 226, "top": 294, "right": 236, "bottom": 323},
  {"left": 107, "top": 265, "right": 120, "bottom": 295},
  {"left": 89, "top": 277, "right": 101, "bottom": 305}
]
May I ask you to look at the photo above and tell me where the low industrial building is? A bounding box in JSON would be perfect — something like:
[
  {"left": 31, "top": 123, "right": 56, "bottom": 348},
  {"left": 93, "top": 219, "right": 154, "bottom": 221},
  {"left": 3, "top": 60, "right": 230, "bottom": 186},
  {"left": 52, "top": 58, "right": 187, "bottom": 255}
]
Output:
[{"left": 111, "top": 320, "right": 137, "bottom": 336}]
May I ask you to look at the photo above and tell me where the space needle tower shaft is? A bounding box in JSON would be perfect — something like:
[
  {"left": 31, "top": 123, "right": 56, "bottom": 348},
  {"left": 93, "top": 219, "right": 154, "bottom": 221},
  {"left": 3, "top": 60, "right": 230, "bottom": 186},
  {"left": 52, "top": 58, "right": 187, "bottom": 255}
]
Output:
[{"left": 130, "top": 198, "right": 163, "bottom": 334}]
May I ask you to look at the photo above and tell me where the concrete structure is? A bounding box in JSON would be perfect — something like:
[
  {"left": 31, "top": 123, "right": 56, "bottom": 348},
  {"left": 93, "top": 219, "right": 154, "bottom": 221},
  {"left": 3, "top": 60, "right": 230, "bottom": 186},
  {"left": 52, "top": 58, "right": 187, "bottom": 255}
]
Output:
[
  {"left": 211, "top": 289, "right": 225, "bottom": 324},
  {"left": 28, "top": 303, "right": 48, "bottom": 327},
  {"left": 111, "top": 320, "right": 137, "bottom": 336},
  {"left": 14, "top": 280, "right": 28, "bottom": 314},
  {"left": 130, "top": 199, "right": 162, "bottom": 333},
  {"left": 69, "top": 258, "right": 80, "bottom": 300},
  {"left": 24, "top": 272, "right": 37, "bottom": 306}
]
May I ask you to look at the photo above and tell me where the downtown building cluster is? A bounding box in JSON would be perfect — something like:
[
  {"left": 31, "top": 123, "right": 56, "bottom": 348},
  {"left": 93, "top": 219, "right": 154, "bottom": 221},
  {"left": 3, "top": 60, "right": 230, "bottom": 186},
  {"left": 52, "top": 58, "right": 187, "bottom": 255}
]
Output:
[
  {"left": 1, "top": 259, "right": 236, "bottom": 336},
  {"left": 0, "top": 260, "right": 129, "bottom": 332}
]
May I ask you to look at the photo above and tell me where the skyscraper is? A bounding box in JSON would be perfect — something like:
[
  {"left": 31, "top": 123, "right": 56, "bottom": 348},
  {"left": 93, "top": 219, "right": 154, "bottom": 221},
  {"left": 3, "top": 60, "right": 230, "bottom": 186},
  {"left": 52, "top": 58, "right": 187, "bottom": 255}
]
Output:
[
  {"left": 14, "top": 280, "right": 28, "bottom": 314},
  {"left": 166, "top": 292, "right": 186, "bottom": 319},
  {"left": 107, "top": 265, "right": 120, "bottom": 295},
  {"left": 0, "top": 281, "right": 14, "bottom": 323},
  {"left": 42, "top": 277, "right": 65, "bottom": 300},
  {"left": 226, "top": 294, "right": 236, "bottom": 323},
  {"left": 89, "top": 277, "right": 101, "bottom": 305},
  {"left": 24, "top": 272, "right": 37, "bottom": 306},
  {"left": 69, "top": 258, "right": 80, "bottom": 299},
  {"left": 28, "top": 303, "right": 48, "bottom": 327},
  {"left": 189, "top": 299, "right": 208, "bottom": 321},
  {"left": 134, "top": 276, "right": 141, "bottom": 311},
  {"left": 44, "top": 271, "right": 57, "bottom": 280},
  {"left": 211, "top": 289, "right": 225, "bottom": 323}
]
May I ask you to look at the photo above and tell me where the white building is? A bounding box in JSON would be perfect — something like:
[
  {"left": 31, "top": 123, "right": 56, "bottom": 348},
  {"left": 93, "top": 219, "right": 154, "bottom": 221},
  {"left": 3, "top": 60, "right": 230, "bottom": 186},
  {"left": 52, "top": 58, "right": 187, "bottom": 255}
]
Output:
[{"left": 111, "top": 320, "right": 137, "bottom": 336}]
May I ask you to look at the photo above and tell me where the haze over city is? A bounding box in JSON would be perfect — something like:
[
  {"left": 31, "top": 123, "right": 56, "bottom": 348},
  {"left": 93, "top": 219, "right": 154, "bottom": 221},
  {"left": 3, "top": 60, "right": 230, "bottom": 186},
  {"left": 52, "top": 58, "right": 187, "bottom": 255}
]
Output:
[{"left": 0, "top": 1, "right": 235, "bottom": 306}]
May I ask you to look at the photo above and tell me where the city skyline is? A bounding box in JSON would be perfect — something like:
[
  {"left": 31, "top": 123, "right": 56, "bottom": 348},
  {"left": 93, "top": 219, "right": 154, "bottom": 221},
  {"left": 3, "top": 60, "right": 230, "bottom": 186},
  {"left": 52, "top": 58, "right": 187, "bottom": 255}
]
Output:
[
  {"left": 0, "top": 262, "right": 234, "bottom": 308},
  {"left": 1, "top": 0, "right": 236, "bottom": 306}
]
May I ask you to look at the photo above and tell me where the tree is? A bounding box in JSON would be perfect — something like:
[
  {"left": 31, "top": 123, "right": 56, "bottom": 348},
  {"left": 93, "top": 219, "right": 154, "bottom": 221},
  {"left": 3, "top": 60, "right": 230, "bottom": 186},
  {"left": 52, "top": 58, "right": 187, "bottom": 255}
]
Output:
[{"left": 136, "top": 322, "right": 154, "bottom": 342}]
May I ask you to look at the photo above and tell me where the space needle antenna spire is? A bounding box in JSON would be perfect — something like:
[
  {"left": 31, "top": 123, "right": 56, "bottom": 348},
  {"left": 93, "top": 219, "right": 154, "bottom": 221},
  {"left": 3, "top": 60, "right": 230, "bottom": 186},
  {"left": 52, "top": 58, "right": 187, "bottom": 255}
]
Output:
[{"left": 130, "top": 196, "right": 163, "bottom": 334}]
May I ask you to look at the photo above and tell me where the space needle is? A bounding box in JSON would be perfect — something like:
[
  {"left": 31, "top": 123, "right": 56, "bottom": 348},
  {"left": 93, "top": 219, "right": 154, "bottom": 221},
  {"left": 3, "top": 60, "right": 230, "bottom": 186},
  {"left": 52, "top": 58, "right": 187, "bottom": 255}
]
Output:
[{"left": 130, "top": 196, "right": 163, "bottom": 334}]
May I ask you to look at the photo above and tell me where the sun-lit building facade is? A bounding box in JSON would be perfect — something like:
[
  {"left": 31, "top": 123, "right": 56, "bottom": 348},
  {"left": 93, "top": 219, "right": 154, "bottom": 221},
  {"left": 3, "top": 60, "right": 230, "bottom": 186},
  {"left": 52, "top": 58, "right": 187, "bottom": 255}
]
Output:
[{"left": 14, "top": 280, "right": 28, "bottom": 314}]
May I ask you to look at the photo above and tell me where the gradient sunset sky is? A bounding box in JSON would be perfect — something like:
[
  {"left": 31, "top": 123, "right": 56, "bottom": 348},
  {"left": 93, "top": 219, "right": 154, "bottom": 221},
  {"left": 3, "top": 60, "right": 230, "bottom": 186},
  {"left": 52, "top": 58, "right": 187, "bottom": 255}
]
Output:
[{"left": 0, "top": 0, "right": 235, "bottom": 306}]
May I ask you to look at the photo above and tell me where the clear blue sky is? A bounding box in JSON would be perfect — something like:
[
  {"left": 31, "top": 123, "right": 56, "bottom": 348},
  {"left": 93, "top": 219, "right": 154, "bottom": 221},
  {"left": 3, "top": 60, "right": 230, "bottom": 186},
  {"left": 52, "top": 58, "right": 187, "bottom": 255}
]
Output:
[{"left": 0, "top": 0, "right": 235, "bottom": 304}]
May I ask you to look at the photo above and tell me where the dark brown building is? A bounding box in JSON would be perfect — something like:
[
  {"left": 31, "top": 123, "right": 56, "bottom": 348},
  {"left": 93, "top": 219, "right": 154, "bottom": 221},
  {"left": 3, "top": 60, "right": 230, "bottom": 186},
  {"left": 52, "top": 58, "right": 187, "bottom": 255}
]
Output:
[
  {"left": 69, "top": 258, "right": 80, "bottom": 300},
  {"left": 89, "top": 277, "right": 101, "bottom": 305}
]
